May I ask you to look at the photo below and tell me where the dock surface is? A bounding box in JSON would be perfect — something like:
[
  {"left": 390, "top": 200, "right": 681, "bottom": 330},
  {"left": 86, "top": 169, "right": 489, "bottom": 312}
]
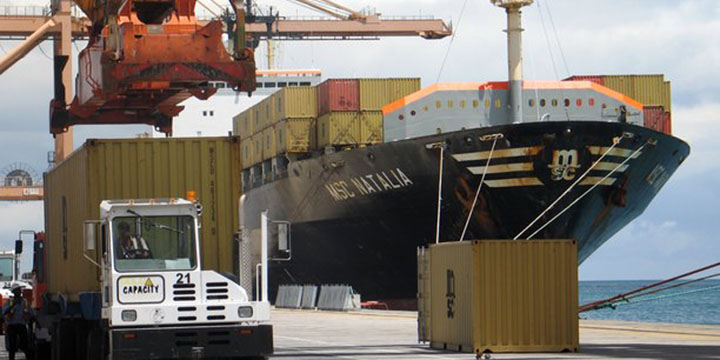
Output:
[
  {"left": 271, "top": 308, "right": 720, "bottom": 359},
  {"left": 1, "top": 309, "right": 718, "bottom": 359}
]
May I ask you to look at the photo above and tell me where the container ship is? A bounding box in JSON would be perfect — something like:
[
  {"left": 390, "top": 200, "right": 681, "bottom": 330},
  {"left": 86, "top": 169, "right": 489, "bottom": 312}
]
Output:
[{"left": 196, "top": 2, "right": 688, "bottom": 306}]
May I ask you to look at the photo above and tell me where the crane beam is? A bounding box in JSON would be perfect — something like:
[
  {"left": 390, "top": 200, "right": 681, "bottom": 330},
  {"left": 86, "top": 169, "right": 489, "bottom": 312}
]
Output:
[
  {"left": 246, "top": 18, "right": 452, "bottom": 39},
  {"left": 0, "top": 15, "right": 89, "bottom": 38}
]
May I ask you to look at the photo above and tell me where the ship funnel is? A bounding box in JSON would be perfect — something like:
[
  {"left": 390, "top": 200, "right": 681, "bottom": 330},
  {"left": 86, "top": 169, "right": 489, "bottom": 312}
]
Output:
[{"left": 491, "top": 0, "right": 533, "bottom": 124}]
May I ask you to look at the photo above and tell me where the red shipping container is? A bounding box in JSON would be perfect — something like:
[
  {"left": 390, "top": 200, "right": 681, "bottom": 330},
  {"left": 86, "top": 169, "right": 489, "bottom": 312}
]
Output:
[
  {"left": 317, "top": 79, "right": 360, "bottom": 115},
  {"left": 563, "top": 75, "right": 603, "bottom": 85},
  {"left": 643, "top": 105, "right": 665, "bottom": 132},
  {"left": 663, "top": 111, "right": 672, "bottom": 135}
]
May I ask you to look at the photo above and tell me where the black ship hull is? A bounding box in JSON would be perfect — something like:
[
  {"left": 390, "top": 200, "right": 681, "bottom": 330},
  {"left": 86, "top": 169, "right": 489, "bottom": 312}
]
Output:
[{"left": 240, "top": 121, "right": 689, "bottom": 302}]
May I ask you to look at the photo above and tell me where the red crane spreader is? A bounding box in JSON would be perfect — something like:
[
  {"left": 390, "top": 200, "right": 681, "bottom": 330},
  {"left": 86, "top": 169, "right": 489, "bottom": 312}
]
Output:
[{"left": 50, "top": 0, "right": 256, "bottom": 135}]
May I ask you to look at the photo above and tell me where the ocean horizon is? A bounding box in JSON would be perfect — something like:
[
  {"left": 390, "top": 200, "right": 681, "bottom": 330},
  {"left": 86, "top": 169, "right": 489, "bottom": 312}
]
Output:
[{"left": 579, "top": 279, "right": 720, "bottom": 325}]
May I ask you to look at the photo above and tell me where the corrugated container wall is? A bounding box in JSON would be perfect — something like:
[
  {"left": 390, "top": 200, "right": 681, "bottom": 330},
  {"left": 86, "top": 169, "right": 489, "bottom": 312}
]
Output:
[
  {"left": 262, "top": 126, "right": 278, "bottom": 161},
  {"left": 359, "top": 111, "right": 384, "bottom": 145},
  {"left": 233, "top": 110, "right": 254, "bottom": 140},
  {"left": 317, "top": 79, "right": 360, "bottom": 115},
  {"left": 250, "top": 133, "right": 263, "bottom": 166},
  {"left": 44, "top": 138, "right": 242, "bottom": 298},
  {"left": 424, "top": 240, "right": 578, "bottom": 354},
  {"left": 601, "top": 75, "right": 670, "bottom": 111},
  {"left": 275, "top": 87, "right": 318, "bottom": 120},
  {"left": 643, "top": 106, "right": 665, "bottom": 133},
  {"left": 317, "top": 112, "right": 361, "bottom": 147},
  {"left": 276, "top": 118, "right": 316, "bottom": 154},
  {"left": 255, "top": 96, "right": 277, "bottom": 132},
  {"left": 359, "top": 78, "right": 421, "bottom": 111}
]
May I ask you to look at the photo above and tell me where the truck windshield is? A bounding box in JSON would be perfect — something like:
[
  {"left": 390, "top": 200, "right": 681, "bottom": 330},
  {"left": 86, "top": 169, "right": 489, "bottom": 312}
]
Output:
[
  {"left": 112, "top": 215, "right": 197, "bottom": 272},
  {"left": 0, "top": 258, "right": 13, "bottom": 282}
]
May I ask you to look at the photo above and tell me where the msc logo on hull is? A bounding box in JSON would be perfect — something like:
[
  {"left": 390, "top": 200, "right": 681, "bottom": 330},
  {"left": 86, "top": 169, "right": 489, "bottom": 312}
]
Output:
[{"left": 548, "top": 149, "right": 581, "bottom": 181}]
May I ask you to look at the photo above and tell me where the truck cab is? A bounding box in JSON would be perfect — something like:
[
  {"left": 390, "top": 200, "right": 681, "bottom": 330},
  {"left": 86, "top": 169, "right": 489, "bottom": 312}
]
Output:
[
  {"left": 0, "top": 249, "right": 32, "bottom": 306},
  {"left": 35, "top": 198, "right": 273, "bottom": 360}
]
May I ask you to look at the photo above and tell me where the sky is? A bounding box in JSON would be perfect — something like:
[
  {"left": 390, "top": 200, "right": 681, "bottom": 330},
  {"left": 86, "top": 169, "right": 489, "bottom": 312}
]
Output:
[{"left": 0, "top": 0, "right": 719, "bottom": 280}]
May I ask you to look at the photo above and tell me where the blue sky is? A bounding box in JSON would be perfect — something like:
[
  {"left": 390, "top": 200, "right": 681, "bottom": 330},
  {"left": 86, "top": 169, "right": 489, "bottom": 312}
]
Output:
[{"left": 1, "top": 0, "right": 719, "bottom": 279}]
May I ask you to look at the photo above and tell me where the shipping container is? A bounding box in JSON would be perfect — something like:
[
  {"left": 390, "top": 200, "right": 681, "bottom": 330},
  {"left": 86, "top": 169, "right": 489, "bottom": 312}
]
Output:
[
  {"left": 643, "top": 105, "right": 665, "bottom": 133},
  {"left": 563, "top": 75, "right": 603, "bottom": 85},
  {"left": 359, "top": 111, "right": 383, "bottom": 145},
  {"left": 250, "top": 133, "right": 263, "bottom": 166},
  {"left": 602, "top": 75, "right": 671, "bottom": 110},
  {"left": 274, "top": 87, "right": 318, "bottom": 120},
  {"left": 44, "top": 137, "right": 242, "bottom": 298},
  {"left": 233, "top": 109, "right": 254, "bottom": 140},
  {"left": 254, "top": 96, "right": 277, "bottom": 132},
  {"left": 317, "top": 79, "right": 360, "bottom": 115},
  {"left": 261, "top": 126, "right": 277, "bottom": 161},
  {"left": 419, "top": 240, "right": 578, "bottom": 354},
  {"left": 240, "top": 138, "right": 253, "bottom": 168},
  {"left": 359, "top": 78, "right": 421, "bottom": 111},
  {"left": 317, "top": 112, "right": 361, "bottom": 148},
  {"left": 663, "top": 111, "right": 672, "bottom": 134},
  {"left": 276, "top": 118, "right": 317, "bottom": 154}
]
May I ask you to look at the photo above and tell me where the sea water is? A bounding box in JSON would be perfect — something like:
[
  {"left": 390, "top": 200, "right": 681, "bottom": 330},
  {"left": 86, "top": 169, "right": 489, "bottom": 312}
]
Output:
[{"left": 579, "top": 280, "right": 720, "bottom": 325}]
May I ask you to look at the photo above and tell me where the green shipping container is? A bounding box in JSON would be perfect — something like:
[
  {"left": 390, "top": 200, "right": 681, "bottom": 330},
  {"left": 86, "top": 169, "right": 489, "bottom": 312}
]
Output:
[
  {"left": 359, "top": 78, "right": 421, "bottom": 111},
  {"left": 44, "top": 137, "right": 242, "bottom": 299}
]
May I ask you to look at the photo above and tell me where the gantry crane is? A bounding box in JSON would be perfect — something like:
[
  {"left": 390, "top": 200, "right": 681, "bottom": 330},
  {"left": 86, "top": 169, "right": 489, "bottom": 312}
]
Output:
[{"left": 0, "top": 0, "right": 451, "bottom": 162}]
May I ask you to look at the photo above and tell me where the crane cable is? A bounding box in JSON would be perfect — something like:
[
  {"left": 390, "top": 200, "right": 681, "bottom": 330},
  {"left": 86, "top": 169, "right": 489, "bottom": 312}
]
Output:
[
  {"left": 436, "top": 0, "right": 470, "bottom": 82},
  {"left": 541, "top": 0, "right": 570, "bottom": 76}
]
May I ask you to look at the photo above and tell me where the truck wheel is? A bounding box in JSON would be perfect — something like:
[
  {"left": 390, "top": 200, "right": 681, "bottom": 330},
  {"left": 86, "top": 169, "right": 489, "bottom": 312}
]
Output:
[
  {"left": 51, "top": 320, "right": 76, "bottom": 360},
  {"left": 85, "top": 328, "right": 105, "bottom": 360}
]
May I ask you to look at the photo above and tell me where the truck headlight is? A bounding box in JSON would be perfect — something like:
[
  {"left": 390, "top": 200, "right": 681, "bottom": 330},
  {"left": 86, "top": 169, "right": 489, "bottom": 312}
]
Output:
[
  {"left": 237, "top": 306, "right": 253, "bottom": 318},
  {"left": 121, "top": 310, "right": 137, "bottom": 322}
]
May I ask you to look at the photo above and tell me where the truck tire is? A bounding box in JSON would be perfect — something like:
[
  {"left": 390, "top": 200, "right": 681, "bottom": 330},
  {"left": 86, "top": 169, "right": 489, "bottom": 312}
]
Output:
[
  {"left": 85, "top": 328, "right": 106, "bottom": 360},
  {"left": 51, "top": 320, "right": 76, "bottom": 360}
]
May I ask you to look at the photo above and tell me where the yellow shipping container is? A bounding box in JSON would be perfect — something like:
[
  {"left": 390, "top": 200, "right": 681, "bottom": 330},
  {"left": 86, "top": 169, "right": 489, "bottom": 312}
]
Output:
[
  {"left": 261, "top": 126, "right": 277, "bottom": 161},
  {"left": 317, "top": 112, "right": 362, "bottom": 148},
  {"left": 274, "top": 87, "right": 318, "bottom": 120},
  {"left": 421, "top": 240, "right": 578, "bottom": 354},
  {"left": 233, "top": 109, "right": 255, "bottom": 139},
  {"left": 254, "top": 96, "right": 277, "bottom": 132},
  {"left": 250, "top": 133, "right": 263, "bottom": 166},
  {"left": 359, "top": 111, "right": 383, "bottom": 145},
  {"left": 602, "top": 75, "right": 670, "bottom": 110},
  {"left": 240, "top": 138, "right": 253, "bottom": 168},
  {"left": 359, "top": 78, "right": 421, "bottom": 111},
  {"left": 44, "top": 137, "right": 242, "bottom": 298},
  {"left": 276, "top": 118, "right": 316, "bottom": 154}
]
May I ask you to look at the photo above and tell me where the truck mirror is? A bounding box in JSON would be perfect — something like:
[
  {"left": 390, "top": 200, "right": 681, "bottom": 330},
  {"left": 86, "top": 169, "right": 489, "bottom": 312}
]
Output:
[
  {"left": 15, "top": 239, "right": 22, "bottom": 254},
  {"left": 84, "top": 221, "right": 96, "bottom": 251},
  {"left": 277, "top": 222, "right": 290, "bottom": 252}
]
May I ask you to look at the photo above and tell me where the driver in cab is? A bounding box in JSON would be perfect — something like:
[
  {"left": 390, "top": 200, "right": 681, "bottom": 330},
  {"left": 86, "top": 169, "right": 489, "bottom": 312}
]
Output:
[{"left": 116, "top": 221, "right": 152, "bottom": 259}]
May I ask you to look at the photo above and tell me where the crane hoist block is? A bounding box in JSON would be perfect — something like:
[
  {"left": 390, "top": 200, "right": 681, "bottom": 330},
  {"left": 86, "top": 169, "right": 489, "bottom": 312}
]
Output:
[{"left": 50, "top": 0, "right": 255, "bottom": 135}]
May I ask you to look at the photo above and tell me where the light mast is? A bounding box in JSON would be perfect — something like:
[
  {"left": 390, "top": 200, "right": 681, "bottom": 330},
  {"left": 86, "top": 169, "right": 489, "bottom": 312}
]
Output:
[{"left": 491, "top": 0, "right": 533, "bottom": 124}]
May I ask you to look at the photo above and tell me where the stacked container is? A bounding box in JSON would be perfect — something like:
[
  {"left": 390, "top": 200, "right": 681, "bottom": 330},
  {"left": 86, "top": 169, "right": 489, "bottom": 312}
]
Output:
[
  {"left": 564, "top": 74, "right": 672, "bottom": 134},
  {"left": 233, "top": 78, "right": 421, "bottom": 170},
  {"left": 274, "top": 87, "right": 318, "bottom": 155},
  {"left": 317, "top": 78, "right": 421, "bottom": 148}
]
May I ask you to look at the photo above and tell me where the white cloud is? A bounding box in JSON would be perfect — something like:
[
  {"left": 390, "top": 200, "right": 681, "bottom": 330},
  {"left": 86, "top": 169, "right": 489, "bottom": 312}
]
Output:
[{"left": 668, "top": 103, "right": 720, "bottom": 178}]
